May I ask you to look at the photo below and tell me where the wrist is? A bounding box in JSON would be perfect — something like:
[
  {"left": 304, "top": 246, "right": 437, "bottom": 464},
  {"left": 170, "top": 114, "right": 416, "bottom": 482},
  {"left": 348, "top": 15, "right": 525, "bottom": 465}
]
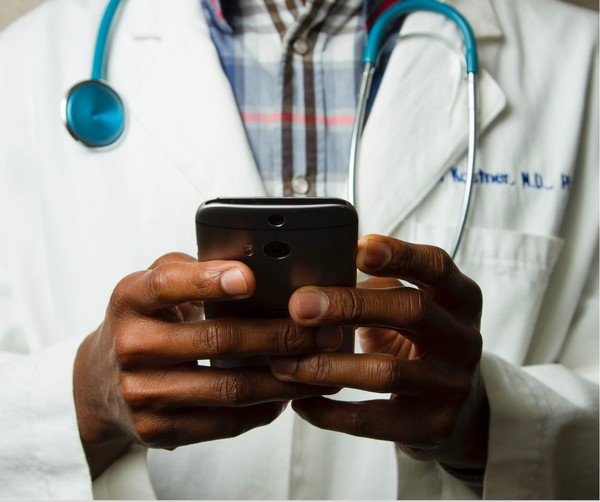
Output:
[
  {"left": 73, "top": 332, "right": 132, "bottom": 478},
  {"left": 443, "top": 369, "right": 490, "bottom": 472},
  {"left": 82, "top": 437, "right": 132, "bottom": 479}
]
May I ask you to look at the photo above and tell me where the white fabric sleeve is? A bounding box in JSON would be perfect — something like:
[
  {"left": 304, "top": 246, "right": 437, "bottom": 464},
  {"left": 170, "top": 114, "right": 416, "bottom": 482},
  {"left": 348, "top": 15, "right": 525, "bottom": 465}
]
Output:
[
  {"left": 480, "top": 247, "right": 599, "bottom": 499},
  {"left": 92, "top": 445, "right": 156, "bottom": 500},
  {"left": 481, "top": 352, "right": 599, "bottom": 499},
  {"left": 479, "top": 245, "right": 599, "bottom": 499},
  {"left": 0, "top": 337, "right": 94, "bottom": 499}
]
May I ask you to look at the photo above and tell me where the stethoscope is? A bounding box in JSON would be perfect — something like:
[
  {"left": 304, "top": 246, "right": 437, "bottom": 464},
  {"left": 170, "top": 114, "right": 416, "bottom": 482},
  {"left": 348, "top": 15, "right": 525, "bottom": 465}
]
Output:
[
  {"left": 62, "top": 0, "right": 478, "bottom": 258},
  {"left": 61, "top": 0, "right": 124, "bottom": 148}
]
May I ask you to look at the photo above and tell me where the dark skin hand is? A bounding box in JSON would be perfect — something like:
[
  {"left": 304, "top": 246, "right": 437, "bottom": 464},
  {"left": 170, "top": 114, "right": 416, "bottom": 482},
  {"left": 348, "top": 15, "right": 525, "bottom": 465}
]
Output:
[
  {"left": 73, "top": 253, "right": 342, "bottom": 479},
  {"left": 271, "top": 235, "right": 489, "bottom": 475}
]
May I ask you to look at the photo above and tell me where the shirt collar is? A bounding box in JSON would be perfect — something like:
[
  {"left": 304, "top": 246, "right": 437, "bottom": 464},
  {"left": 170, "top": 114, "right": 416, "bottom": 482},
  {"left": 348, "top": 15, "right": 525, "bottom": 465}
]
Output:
[
  {"left": 127, "top": 0, "right": 502, "bottom": 42},
  {"left": 201, "top": 0, "right": 233, "bottom": 34},
  {"left": 203, "top": 0, "right": 376, "bottom": 32},
  {"left": 203, "top": 0, "right": 502, "bottom": 39}
]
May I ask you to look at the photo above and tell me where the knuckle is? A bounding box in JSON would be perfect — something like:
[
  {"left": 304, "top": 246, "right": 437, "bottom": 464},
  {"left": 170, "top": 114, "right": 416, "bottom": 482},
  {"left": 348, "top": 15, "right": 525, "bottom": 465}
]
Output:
[
  {"left": 350, "top": 410, "right": 371, "bottom": 437},
  {"left": 277, "top": 322, "right": 306, "bottom": 353},
  {"left": 430, "top": 247, "right": 457, "bottom": 285},
  {"left": 371, "top": 358, "right": 403, "bottom": 391},
  {"left": 132, "top": 413, "right": 156, "bottom": 444},
  {"left": 403, "top": 288, "right": 427, "bottom": 327},
  {"left": 429, "top": 408, "right": 458, "bottom": 443},
  {"left": 110, "top": 273, "right": 138, "bottom": 314},
  {"left": 341, "top": 289, "right": 366, "bottom": 322},
  {"left": 196, "top": 320, "right": 233, "bottom": 357},
  {"left": 455, "top": 327, "right": 483, "bottom": 366},
  {"left": 212, "top": 373, "right": 249, "bottom": 406},
  {"left": 437, "top": 365, "right": 476, "bottom": 404},
  {"left": 446, "top": 372, "right": 474, "bottom": 401},
  {"left": 120, "top": 373, "right": 151, "bottom": 410},
  {"left": 134, "top": 413, "right": 175, "bottom": 448},
  {"left": 307, "top": 355, "right": 334, "bottom": 384},
  {"left": 114, "top": 331, "right": 144, "bottom": 370},
  {"left": 147, "top": 266, "right": 172, "bottom": 304}
]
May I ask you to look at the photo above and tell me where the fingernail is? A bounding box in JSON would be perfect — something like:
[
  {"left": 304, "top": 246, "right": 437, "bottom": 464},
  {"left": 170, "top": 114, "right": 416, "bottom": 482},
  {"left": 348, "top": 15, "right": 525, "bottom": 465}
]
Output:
[
  {"left": 270, "top": 357, "right": 298, "bottom": 375},
  {"left": 220, "top": 268, "right": 248, "bottom": 295},
  {"left": 316, "top": 327, "right": 342, "bottom": 350},
  {"left": 364, "top": 239, "right": 391, "bottom": 269},
  {"left": 296, "top": 291, "right": 329, "bottom": 320}
]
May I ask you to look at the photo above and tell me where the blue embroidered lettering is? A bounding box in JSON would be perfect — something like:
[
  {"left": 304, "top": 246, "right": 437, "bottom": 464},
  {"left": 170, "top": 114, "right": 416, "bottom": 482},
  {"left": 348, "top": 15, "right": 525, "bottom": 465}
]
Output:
[
  {"left": 441, "top": 168, "right": 568, "bottom": 192},
  {"left": 451, "top": 167, "right": 465, "bottom": 183},
  {"left": 521, "top": 171, "right": 554, "bottom": 190}
]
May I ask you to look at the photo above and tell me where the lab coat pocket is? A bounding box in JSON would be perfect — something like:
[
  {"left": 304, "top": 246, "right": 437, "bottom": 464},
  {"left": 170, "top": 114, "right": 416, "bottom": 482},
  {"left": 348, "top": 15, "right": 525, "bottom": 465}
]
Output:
[{"left": 407, "top": 222, "right": 564, "bottom": 365}]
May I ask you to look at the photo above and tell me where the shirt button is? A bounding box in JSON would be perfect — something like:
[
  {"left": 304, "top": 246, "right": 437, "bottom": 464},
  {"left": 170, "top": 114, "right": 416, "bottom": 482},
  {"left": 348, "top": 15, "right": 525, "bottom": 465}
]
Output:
[
  {"left": 291, "top": 176, "right": 310, "bottom": 195},
  {"left": 292, "top": 37, "right": 310, "bottom": 55}
]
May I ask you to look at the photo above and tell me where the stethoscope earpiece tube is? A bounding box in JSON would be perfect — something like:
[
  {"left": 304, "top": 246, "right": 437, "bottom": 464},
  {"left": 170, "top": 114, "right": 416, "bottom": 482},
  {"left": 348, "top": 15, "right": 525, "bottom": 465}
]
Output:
[
  {"left": 349, "top": 0, "right": 479, "bottom": 259},
  {"left": 448, "top": 72, "right": 478, "bottom": 258},
  {"left": 363, "top": 0, "right": 478, "bottom": 72},
  {"left": 63, "top": 0, "right": 125, "bottom": 148}
]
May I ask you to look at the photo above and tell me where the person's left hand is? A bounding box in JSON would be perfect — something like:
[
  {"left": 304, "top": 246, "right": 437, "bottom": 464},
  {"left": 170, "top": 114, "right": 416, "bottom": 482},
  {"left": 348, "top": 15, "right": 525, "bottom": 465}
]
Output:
[{"left": 270, "top": 234, "right": 489, "bottom": 471}]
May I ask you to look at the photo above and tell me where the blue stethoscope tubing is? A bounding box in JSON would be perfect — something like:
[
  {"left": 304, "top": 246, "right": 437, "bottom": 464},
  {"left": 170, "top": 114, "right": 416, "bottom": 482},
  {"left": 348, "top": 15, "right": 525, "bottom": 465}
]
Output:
[
  {"left": 63, "top": 0, "right": 478, "bottom": 256},
  {"left": 61, "top": 0, "right": 125, "bottom": 148},
  {"left": 349, "top": 0, "right": 479, "bottom": 258}
]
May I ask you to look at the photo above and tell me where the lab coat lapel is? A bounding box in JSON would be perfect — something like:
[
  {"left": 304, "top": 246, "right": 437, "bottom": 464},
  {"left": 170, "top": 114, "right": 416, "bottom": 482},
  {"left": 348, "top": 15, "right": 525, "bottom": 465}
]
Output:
[
  {"left": 357, "top": 0, "right": 506, "bottom": 236},
  {"left": 123, "top": 0, "right": 265, "bottom": 199}
]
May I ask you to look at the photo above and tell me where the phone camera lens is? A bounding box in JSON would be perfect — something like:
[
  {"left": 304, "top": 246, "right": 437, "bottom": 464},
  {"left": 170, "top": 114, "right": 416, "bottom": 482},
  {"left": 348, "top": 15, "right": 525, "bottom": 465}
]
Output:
[
  {"left": 268, "top": 214, "right": 285, "bottom": 227},
  {"left": 263, "top": 241, "right": 291, "bottom": 259}
]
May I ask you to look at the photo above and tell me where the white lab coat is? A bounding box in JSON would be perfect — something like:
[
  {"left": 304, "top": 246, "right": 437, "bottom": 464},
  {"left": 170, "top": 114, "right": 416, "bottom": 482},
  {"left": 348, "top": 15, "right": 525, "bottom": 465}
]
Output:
[{"left": 0, "top": 0, "right": 597, "bottom": 499}]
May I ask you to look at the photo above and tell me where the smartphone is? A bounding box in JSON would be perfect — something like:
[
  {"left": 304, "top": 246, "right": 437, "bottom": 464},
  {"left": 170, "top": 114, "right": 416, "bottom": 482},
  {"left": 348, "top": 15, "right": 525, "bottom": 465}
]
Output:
[{"left": 195, "top": 197, "right": 358, "bottom": 368}]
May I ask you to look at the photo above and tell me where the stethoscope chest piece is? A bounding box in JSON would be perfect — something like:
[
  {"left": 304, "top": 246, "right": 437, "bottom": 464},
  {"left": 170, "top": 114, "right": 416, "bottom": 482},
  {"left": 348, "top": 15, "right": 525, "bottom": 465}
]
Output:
[{"left": 62, "top": 79, "right": 125, "bottom": 148}]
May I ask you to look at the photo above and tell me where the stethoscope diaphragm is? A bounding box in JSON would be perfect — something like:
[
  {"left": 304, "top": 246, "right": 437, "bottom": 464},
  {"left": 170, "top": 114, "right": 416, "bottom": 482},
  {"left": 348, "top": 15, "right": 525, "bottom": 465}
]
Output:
[{"left": 62, "top": 79, "right": 125, "bottom": 148}]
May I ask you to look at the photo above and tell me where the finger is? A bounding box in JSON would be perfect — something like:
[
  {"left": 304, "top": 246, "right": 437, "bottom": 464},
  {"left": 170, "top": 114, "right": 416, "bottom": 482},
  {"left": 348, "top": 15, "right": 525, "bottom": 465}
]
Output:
[
  {"left": 356, "top": 235, "right": 482, "bottom": 319},
  {"left": 112, "top": 260, "right": 255, "bottom": 315},
  {"left": 271, "top": 352, "right": 449, "bottom": 395},
  {"left": 291, "top": 396, "right": 451, "bottom": 447},
  {"left": 122, "top": 366, "right": 339, "bottom": 412},
  {"left": 116, "top": 319, "right": 344, "bottom": 367},
  {"left": 133, "top": 401, "right": 286, "bottom": 449},
  {"left": 148, "top": 254, "right": 205, "bottom": 322},
  {"left": 288, "top": 285, "right": 474, "bottom": 351}
]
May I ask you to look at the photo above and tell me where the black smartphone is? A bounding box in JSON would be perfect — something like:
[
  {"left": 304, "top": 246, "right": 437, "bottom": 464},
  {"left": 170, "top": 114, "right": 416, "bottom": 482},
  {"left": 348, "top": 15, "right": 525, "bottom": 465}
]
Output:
[{"left": 195, "top": 197, "right": 358, "bottom": 368}]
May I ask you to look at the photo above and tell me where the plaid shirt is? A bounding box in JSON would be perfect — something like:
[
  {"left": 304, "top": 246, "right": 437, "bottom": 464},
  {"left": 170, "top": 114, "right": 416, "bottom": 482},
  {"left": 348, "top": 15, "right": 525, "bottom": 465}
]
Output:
[{"left": 201, "top": 0, "right": 397, "bottom": 198}]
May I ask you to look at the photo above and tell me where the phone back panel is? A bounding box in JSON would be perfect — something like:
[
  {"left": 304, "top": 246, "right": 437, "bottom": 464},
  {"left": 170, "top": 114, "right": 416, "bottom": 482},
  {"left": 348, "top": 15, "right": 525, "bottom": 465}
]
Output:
[{"left": 195, "top": 198, "right": 358, "bottom": 365}]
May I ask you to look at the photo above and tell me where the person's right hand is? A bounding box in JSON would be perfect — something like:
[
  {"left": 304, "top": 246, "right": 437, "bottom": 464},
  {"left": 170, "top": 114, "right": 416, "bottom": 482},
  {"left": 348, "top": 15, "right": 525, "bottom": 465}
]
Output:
[{"left": 73, "top": 253, "right": 342, "bottom": 478}]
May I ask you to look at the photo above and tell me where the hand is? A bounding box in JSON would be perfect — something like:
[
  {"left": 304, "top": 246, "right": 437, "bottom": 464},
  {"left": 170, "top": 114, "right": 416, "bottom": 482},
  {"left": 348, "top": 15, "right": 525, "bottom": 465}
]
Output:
[
  {"left": 270, "top": 235, "right": 488, "bottom": 472},
  {"left": 73, "top": 253, "right": 341, "bottom": 478}
]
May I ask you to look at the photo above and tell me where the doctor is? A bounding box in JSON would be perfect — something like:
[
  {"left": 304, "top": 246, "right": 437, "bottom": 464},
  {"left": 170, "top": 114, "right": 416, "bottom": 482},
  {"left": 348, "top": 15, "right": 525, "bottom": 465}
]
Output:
[{"left": 0, "top": 0, "right": 597, "bottom": 499}]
